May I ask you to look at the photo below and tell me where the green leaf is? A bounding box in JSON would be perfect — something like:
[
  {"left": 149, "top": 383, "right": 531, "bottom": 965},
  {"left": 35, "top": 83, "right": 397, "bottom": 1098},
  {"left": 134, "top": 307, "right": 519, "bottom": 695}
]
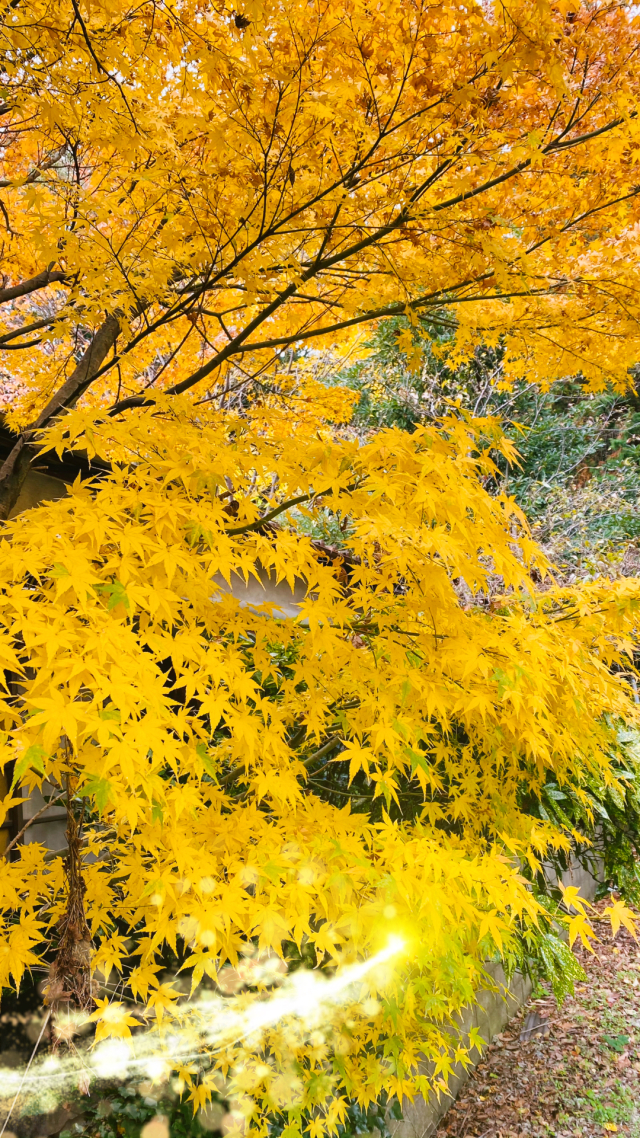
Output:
[
  {"left": 83, "top": 777, "right": 112, "bottom": 812},
  {"left": 12, "top": 744, "right": 48, "bottom": 786},
  {"left": 545, "top": 786, "right": 567, "bottom": 802},
  {"left": 95, "top": 579, "right": 130, "bottom": 611},
  {"left": 196, "top": 742, "right": 216, "bottom": 778},
  {"left": 99, "top": 707, "right": 121, "bottom": 722}
]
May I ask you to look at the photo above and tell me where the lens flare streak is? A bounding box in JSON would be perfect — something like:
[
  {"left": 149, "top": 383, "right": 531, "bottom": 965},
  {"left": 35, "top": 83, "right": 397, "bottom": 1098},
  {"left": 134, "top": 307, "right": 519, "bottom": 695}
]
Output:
[{"left": 0, "top": 938, "right": 405, "bottom": 1119}]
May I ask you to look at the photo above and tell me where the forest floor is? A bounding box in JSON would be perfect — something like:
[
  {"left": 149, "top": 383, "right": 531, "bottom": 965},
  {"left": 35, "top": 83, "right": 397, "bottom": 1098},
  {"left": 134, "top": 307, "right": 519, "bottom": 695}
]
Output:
[{"left": 435, "top": 902, "right": 640, "bottom": 1138}]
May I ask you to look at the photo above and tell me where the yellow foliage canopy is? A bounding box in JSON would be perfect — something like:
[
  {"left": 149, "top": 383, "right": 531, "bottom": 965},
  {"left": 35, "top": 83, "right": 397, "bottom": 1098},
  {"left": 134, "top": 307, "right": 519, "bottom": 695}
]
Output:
[
  {"left": 1, "top": 0, "right": 640, "bottom": 463},
  {"left": 1, "top": 0, "right": 640, "bottom": 1125},
  {"left": 0, "top": 401, "right": 639, "bottom": 1120}
]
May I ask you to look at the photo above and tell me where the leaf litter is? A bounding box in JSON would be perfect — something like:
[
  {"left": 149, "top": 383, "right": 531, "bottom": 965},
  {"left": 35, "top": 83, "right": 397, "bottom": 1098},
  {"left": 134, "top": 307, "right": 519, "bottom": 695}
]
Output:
[{"left": 436, "top": 901, "right": 640, "bottom": 1138}]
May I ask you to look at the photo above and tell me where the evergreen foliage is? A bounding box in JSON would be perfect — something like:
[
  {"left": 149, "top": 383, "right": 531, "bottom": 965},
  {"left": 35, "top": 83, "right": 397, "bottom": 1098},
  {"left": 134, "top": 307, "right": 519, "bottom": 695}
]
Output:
[{"left": 329, "top": 319, "right": 640, "bottom": 574}]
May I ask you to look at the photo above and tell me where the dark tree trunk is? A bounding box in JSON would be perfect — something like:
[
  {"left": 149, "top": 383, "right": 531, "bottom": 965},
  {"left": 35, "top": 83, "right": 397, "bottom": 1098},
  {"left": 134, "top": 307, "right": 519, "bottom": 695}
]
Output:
[
  {"left": 0, "top": 313, "right": 121, "bottom": 519},
  {"left": 46, "top": 781, "right": 94, "bottom": 1034}
]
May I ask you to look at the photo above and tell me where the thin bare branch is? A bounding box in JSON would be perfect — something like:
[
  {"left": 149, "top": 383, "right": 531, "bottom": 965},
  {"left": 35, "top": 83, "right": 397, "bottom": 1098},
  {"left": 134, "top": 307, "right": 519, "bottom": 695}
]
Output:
[{"left": 3, "top": 791, "right": 66, "bottom": 858}]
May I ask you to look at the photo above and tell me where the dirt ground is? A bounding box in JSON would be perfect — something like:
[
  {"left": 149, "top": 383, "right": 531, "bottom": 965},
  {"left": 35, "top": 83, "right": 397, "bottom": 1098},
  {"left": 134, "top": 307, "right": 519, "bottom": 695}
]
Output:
[{"left": 435, "top": 905, "right": 640, "bottom": 1138}]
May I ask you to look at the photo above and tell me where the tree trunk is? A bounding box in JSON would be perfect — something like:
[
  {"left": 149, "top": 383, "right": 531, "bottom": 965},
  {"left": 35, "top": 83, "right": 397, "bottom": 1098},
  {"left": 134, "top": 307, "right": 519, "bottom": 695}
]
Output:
[
  {"left": 0, "top": 313, "right": 121, "bottom": 519},
  {"left": 45, "top": 780, "right": 94, "bottom": 1040}
]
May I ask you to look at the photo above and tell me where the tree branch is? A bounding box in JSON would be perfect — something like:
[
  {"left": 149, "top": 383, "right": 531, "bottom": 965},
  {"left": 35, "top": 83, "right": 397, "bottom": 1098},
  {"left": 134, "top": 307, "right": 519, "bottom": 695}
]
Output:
[
  {"left": 224, "top": 480, "right": 359, "bottom": 537},
  {"left": 225, "top": 491, "right": 317, "bottom": 535},
  {"left": 223, "top": 304, "right": 457, "bottom": 356},
  {"left": 33, "top": 313, "right": 122, "bottom": 428},
  {"left": 0, "top": 268, "right": 67, "bottom": 305},
  {"left": 0, "top": 338, "right": 43, "bottom": 350},
  {"left": 111, "top": 115, "right": 630, "bottom": 410},
  {"left": 3, "top": 791, "right": 66, "bottom": 858},
  {"left": 0, "top": 317, "right": 56, "bottom": 344},
  {"left": 69, "top": 0, "right": 138, "bottom": 127},
  {"left": 0, "top": 147, "right": 66, "bottom": 190},
  {"left": 0, "top": 312, "right": 122, "bottom": 520},
  {"left": 302, "top": 735, "right": 341, "bottom": 769}
]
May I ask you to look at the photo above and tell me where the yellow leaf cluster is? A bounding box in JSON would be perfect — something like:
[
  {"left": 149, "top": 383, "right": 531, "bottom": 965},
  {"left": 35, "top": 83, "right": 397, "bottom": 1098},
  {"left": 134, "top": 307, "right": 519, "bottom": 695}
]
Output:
[
  {"left": 1, "top": 0, "right": 640, "bottom": 426},
  {"left": 0, "top": 402, "right": 638, "bottom": 1121}
]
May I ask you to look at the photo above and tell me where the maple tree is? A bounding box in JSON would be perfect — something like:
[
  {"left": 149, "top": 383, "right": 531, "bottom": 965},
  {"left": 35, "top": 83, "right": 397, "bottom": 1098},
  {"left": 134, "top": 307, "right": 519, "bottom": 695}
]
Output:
[
  {"left": 1, "top": 0, "right": 640, "bottom": 1131},
  {"left": 1, "top": 0, "right": 640, "bottom": 511},
  {"left": 1, "top": 402, "right": 640, "bottom": 1126}
]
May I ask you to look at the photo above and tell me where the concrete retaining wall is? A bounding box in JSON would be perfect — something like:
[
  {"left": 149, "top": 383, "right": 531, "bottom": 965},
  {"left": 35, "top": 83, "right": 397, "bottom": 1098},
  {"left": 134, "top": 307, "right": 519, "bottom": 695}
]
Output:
[{"left": 388, "top": 857, "right": 603, "bottom": 1138}]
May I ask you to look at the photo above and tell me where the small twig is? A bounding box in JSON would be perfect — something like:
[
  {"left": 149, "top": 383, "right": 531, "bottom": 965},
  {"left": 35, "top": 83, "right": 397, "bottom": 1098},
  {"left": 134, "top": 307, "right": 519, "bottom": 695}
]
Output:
[
  {"left": 0, "top": 197, "right": 15, "bottom": 236},
  {"left": 225, "top": 490, "right": 318, "bottom": 536},
  {"left": 456, "top": 1110, "right": 470, "bottom": 1136},
  {"left": 69, "top": 0, "right": 137, "bottom": 127},
  {"left": 225, "top": 480, "right": 360, "bottom": 537},
  {"left": 3, "top": 790, "right": 66, "bottom": 858},
  {"left": 302, "top": 734, "right": 342, "bottom": 769},
  {"left": 0, "top": 148, "right": 66, "bottom": 190}
]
